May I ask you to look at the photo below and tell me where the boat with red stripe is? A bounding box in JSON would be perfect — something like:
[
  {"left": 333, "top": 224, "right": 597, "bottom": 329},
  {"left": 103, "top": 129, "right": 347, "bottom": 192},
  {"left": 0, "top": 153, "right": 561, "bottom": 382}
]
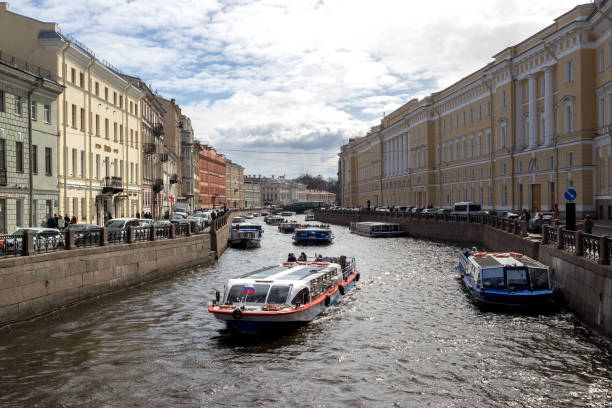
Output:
[{"left": 208, "top": 256, "right": 359, "bottom": 333}]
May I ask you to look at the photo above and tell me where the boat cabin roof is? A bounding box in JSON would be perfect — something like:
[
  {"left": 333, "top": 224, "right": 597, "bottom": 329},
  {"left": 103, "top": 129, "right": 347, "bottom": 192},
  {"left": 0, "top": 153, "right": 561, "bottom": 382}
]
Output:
[
  {"left": 234, "top": 222, "right": 261, "bottom": 230},
  {"left": 355, "top": 222, "right": 400, "bottom": 227},
  {"left": 231, "top": 262, "right": 338, "bottom": 285},
  {"left": 470, "top": 253, "right": 547, "bottom": 269},
  {"left": 295, "top": 227, "right": 331, "bottom": 232}
]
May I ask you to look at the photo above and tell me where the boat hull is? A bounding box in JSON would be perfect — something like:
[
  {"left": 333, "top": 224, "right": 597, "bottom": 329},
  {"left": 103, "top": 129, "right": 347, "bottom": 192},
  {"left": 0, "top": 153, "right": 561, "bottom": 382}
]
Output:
[
  {"left": 229, "top": 238, "right": 261, "bottom": 249},
  {"left": 209, "top": 269, "right": 358, "bottom": 333},
  {"left": 350, "top": 230, "right": 406, "bottom": 238},
  {"left": 292, "top": 237, "right": 333, "bottom": 245}
]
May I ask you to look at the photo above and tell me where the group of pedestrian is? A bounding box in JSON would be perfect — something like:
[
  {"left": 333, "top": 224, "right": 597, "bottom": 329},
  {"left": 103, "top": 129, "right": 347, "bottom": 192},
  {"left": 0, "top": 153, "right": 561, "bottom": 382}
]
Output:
[
  {"left": 42, "top": 214, "right": 77, "bottom": 229},
  {"left": 286, "top": 252, "right": 324, "bottom": 262},
  {"left": 139, "top": 212, "right": 153, "bottom": 219}
]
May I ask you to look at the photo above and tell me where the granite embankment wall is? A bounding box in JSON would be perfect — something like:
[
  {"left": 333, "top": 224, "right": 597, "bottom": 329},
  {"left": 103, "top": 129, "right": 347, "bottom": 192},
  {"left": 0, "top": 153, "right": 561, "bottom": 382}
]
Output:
[
  {"left": 0, "top": 210, "right": 253, "bottom": 326},
  {"left": 315, "top": 210, "right": 612, "bottom": 337}
]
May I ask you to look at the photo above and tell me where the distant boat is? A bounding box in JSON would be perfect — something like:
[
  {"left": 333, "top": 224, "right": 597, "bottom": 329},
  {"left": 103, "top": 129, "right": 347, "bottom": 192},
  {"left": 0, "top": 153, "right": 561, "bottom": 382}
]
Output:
[
  {"left": 305, "top": 214, "right": 316, "bottom": 221},
  {"left": 349, "top": 222, "right": 406, "bottom": 237},
  {"left": 208, "top": 257, "right": 359, "bottom": 333},
  {"left": 293, "top": 227, "right": 334, "bottom": 245},
  {"left": 229, "top": 223, "right": 263, "bottom": 249},
  {"left": 264, "top": 215, "right": 284, "bottom": 225},
  {"left": 457, "top": 250, "right": 556, "bottom": 308}
]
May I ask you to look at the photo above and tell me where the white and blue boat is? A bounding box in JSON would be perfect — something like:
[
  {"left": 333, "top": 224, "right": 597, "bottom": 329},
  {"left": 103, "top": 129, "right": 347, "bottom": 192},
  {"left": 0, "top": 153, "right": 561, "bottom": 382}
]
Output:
[
  {"left": 349, "top": 221, "right": 406, "bottom": 237},
  {"left": 229, "top": 222, "right": 263, "bottom": 249},
  {"left": 457, "top": 250, "right": 555, "bottom": 308},
  {"left": 293, "top": 227, "right": 334, "bottom": 245},
  {"left": 208, "top": 257, "right": 359, "bottom": 332}
]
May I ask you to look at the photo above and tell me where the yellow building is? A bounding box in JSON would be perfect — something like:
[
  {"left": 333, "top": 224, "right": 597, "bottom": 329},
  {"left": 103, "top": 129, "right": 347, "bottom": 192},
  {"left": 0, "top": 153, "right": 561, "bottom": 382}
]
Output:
[
  {"left": 340, "top": 1, "right": 612, "bottom": 219},
  {"left": 0, "top": 3, "right": 143, "bottom": 224}
]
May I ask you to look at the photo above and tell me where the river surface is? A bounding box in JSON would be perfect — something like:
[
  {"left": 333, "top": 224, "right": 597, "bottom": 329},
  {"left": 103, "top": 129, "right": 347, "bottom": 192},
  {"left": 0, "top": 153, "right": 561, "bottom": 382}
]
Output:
[{"left": 0, "top": 214, "right": 611, "bottom": 407}]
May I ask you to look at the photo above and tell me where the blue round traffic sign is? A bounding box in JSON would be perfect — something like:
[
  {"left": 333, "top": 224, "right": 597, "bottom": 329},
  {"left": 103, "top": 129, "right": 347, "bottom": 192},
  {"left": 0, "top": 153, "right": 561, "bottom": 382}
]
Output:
[{"left": 564, "top": 188, "right": 577, "bottom": 201}]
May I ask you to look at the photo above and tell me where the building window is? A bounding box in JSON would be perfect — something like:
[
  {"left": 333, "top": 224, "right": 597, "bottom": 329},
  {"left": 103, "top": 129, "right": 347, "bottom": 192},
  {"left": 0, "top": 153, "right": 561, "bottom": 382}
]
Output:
[
  {"left": 567, "top": 152, "right": 573, "bottom": 168},
  {"left": 0, "top": 90, "right": 4, "bottom": 112},
  {"left": 30, "top": 101, "right": 37, "bottom": 120},
  {"left": 478, "top": 134, "right": 482, "bottom": 156},
  {"left": 104, "top": 87, "right": 108, "bottom": 101},
  {"left": 119, "top": 95, "right": 123, "bottom": 108},
  {"left": 565, "top": 103, "right": 574, "bottom": 134},
  {"left": 72, "top": 104, "right": 77, "bottom": 128},
  {"left": 95, "top": 82, "right": 99, "bottom": 96},
  {"left": 462, "top": 111, "right": 466, "bottom": 125},
  {"left": 502, "top": 90, "right": 506, "bottom": 108},
  {"left": 478, "top": 105, "right": 482, "bottom": 120},
  {"left": 45, "top": 147, "right": 52, "bottom": 175},
  {"left": 16, "top": 141, "right": 23, "bottom": 172},
  {"left": 79, "top": 72, "right": 84, "bottom": 88},
  {"left": 120, "top": 159, "right": 124, "bottom": 180},
  {"left": 113, "top": 91, "right": 117, "bottom": 105},
  {"left": 71, "top": 68, "right": 76, "bottom": 84},
  {"left": 72, "top": 148, "right": 77, "bottom": 176},
  {"left": 486, "top": 101, "right": 491, "bottom": 117},
  {"left": 80, "top": 108, "right": 85, "bottom": 131},
  {"left": 105, "top": 118, "right": 109, "bottom": 139},
  {"left": 129, "top": 101, "right": 133, "bottom": 114},
  {"left": 113, "top": 122, "right": 118, "bottom": 142},
  {"left": 600, "top": 49, "right": 605, "bottom": 73},
  {"left": 32, "top": 145, "right": 37, "bottom": 174},
  {"left": 503, "top": 184, "right": 508, "bottom": 206},
  {"left": 113, "top": 158, "right": 118, "bottom": 177},
  {"left": 502, "top": 163, "right": 507, "bottom": 176},
  {"left": 0, "top": 139, "right": 5, "bottom": 170},
  {"left": 16, "top": 200, "right": 23, "bottom": 227},
  {"left": 501, "top": 124, "right": 507, "bottom": 148},
  {"left": 44, "top": 104, "right": 50, "bottom": 123},
  {"left": 130, "top": 162, "right": 134, "bottom": 183},
  {"left": 96, "top": 154, "right": 100, "bottom": 179},
  {"left": 566, "top": 60, "right": 573, "bottom": 83},
  {"left": 470, "top": 108, "right": 473, "bottom": 123},
  {"left": 540, "top": 114, "right": 545, "bottom": 144},
  {"left": 600, "top": 96, "right": 605, "bottom": 128},
  {"left": 81, "top": 150, "right": 86, "bottom": 177},
  {"left": 120, "top": 124, "right": 123, "bottom": 143},
  {"left": 81, "top": 197, "right": 86, "bottom": 220},
  {"left": 549, "top": 155, "right": 554, "bottom": 170},
  {"left": 15, "top": 96, "right": 22, "bottom": 116},
  {"left": 518, "top": 160, "right": 523, "bottom": 173}
]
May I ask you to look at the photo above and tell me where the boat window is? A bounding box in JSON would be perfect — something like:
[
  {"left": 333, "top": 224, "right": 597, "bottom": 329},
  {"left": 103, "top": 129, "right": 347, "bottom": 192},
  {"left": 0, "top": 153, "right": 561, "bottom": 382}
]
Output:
[
  {"left": 468, "top": 204, "right": 481, "bottom": 211},
  {"left": 227, "top": 285, "right": 245, "bottom": 303},
  {"left": 506, "top": 268, "right": 528, "bottom": 286},
  {"left": 291, "top": 288, "right": 310, "bottom": 305},
  {"left": 267, "top": 285, "right": 290, "bottom": 304},
  {"left": 245, "top": 284, "right": 270, "bottom": 303},
  {"left": 529, "top": 268, "right": 549, "bottom": 290},
  {"left": 482, "top": 268, "right": 504, "bottom": 289}
]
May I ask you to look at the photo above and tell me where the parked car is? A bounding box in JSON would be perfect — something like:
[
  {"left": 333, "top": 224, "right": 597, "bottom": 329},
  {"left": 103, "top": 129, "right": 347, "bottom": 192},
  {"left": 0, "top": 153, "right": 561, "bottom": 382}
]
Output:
[
  {"left": 4, "top": 227, "right": 65, "bottom": 251},
  {"left": 410, "top": 207, "right": 424, "bottom": 213},
  {"left": 530, "top": 212, "right": 554, "bottom": 233},
  {"left": 375, "top": 207, "right": 391, "bottom": 213},
  {"left": 451, "top": 202, "right": 483, "bottom": 215},
  {"left": 170, "top": 214, "right": 189, "bottom": 224},
  {"left": 436, "top": 208, "right": 452, "bottom": 215},
  {"left": 105, "top": 218, "right": 140, "bottom": 230},
  {"left": 139, "top": 219, "right": 154, "bottom": 227},
  {"left": 498, "top": 211, "right": 520, "bottom": 220},
  {"left": 186, "top": 216, "right": 206, "bottom": 231},
  {"left": 421, "top": 208, "right": 437, "bottom": 214},
  {"left": 65, "top": 224, "right": 101, "bottom": 246},
  {"left": 194, "top": 211, "right": 211, "bottom": 226},
  {"left": 153, "top": 220, "right": 172, "bottom": 228}
]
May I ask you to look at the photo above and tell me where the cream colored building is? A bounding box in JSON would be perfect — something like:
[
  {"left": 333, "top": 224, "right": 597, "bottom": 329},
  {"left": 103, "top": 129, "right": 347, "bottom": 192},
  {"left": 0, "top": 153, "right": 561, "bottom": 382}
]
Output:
[
  {"left": 225, "top": 160, "right": 244, "bottom": 209},
  {"left": 341, "top": 2, "right": 612, "bottom": 219},
  {"left": 0, "top": 3, "right": 143, "bottom": 224}
]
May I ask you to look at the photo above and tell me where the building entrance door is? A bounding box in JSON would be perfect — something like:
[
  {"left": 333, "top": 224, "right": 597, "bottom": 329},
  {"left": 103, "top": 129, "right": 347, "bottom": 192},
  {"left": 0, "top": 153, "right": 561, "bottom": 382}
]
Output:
[
  {"left": 418, "top": 192, "right": 423, "bottom": 207},
  {"left": 531, "top": 184, "right": 541, "bottom": 212}
]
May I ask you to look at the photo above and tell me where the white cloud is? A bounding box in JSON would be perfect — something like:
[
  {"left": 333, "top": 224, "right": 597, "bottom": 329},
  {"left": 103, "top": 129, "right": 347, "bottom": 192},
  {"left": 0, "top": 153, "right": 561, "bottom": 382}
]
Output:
[{"left": 10, "top": 0, "right": 581, "bottom": 177}]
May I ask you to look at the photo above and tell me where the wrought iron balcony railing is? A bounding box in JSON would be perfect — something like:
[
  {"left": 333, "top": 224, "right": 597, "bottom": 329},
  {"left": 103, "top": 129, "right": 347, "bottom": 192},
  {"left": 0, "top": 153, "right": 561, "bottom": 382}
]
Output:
[
  {"left": 143, "top": 143, "right": 156, "bottom": 155},
  {"left": 159, "top": 153, "right": 168, "bottom": 162},
  {"left": 102, "top": 176, "right": 123, "bottom": 194},
  {"left": 152, "top": 123, "right": 164, "bottom": 137},
  {"left": 170, "top": 174, "right": 178, "bottom": 184},
  {"left": 153, "top": 179, "right": 164, "bottom": 193}
]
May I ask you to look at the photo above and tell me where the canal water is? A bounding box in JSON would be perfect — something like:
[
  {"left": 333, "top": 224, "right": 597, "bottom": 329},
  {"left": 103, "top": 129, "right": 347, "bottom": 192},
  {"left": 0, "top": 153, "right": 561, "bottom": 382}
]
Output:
[{"left": 0, "top": 215, "right": 611, "bottom": 407}]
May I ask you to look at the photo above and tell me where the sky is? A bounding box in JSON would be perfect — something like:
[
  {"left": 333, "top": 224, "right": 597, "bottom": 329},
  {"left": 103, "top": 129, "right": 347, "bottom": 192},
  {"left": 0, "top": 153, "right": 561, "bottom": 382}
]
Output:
[{"left": 12, "top": 0, "right": 582, "bottom": 179}]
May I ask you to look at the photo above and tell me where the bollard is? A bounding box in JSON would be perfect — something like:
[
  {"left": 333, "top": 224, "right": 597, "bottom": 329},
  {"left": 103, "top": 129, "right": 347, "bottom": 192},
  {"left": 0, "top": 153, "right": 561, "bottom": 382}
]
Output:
[
  {"left": 100, "top": 227, "right": 108, "bottom": 246},
  {"left": 22, "top": 230, "right": 35, "bottom": 256},
  {"left": 127, "top": 226, "right": 135, "bottom": 244},
  {"left": 575, "top": 230, "right": 583, "bottom": 257},
  {"left": 65, "top": 228, "right": 75, "bottom": 250},
  {"left": 542, "top": 225, "right": 549, "bottom": 245},
  {"left": 150, "top": 225, "right": 157, "bottom": 241},
  {"left": 599, "top": 235, "right": 609, "bottom": 265},
  {"left": 556, "top": 226, "right": 563, "bottom": 249},
  {"left": 186, "top": 222, "right": 192, "bottom": 236},
  {"left": 169, "top": 224, "right": 175, "bottom": 239},
  {"left": 191, "top": 221, "right": 198, "bottom": 234},
  {"left": 521, "top": 220, "right": 528, "bottom": 237}
]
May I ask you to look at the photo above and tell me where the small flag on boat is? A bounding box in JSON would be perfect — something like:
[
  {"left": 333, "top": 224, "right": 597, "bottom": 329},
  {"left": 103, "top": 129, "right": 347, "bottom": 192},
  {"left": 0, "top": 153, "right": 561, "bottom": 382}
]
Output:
[{"left": 243, "top": 284, "right": 256, "bottom": 295}]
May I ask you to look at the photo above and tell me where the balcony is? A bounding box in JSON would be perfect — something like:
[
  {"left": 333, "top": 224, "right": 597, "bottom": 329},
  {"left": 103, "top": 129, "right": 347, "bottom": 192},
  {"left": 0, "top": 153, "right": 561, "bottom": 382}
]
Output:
[
  {"left": 170, "top": 174, "right": 178, "bottom": 184},
  {"left": 102, "top": 176, "right": 123, "bottom": 194},
  {"left": 152, "top": 123, "right": 164, "bottom": 137},
  {"left": 0, "top": 169, "right": 6, "bottom": 186},
  {"left": 153, "top": 179, "right": 164, "bottom": 193},
  {"left": 143, "top": 143, "right": 156, "bottom": 155},
  {"left": 159, "top": 153, "right": 168, "bottom": 162}
]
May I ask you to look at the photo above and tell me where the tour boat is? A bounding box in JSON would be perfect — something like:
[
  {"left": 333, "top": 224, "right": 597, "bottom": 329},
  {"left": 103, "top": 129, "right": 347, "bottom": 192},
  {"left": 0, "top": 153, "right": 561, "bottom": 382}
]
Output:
[
  {"left": 208, "top": 257, "right": 359, "bottom": 332},
  {"left": 264, "top": 215, "right": 284, "bottom": 225},
  {"left": 243, "top": 214, "right": 254, "bottom": 219},
  {"left": 281, "top": 211, "right": 296, "bottom": 216},
  {"left": 457, "top": 250, "right": 556, "bottom": 308},
  {"left": 293, "top": 227, "right": 334, "bottom": 245},
  {"left": 228, "top": 223, "right": 263, "bottom": 249},
  {"left": 278, "top": 222, "right": 299, "bottom": 233},
  {"left": 305, "top": 214, "right": 316, "bottom": 221},
  {"left": 349, "top": 222, "right": 406, "bottom": 237}
]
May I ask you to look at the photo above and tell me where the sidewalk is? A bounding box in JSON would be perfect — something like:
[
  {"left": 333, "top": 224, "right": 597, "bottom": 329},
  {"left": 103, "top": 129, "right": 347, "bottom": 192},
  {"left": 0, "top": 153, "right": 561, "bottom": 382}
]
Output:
[{"left": 593, "top": 219, "right": 612, "bottom": 236}]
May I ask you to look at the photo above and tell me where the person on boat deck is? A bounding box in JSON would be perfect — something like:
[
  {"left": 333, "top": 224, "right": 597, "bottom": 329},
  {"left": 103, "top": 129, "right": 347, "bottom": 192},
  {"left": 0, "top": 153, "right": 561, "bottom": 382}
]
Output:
[
  {"left": 298, "top": 252, "right": 308, "bottom": 261},
  {"left": 315, "top": 254, "right": 323, "bottom": 261},
  {"left": 339, "top": 255, "right": 347, "bottom": 268},
  {"left": 287, "top": 253, "right": 297, "bottom": 262}
]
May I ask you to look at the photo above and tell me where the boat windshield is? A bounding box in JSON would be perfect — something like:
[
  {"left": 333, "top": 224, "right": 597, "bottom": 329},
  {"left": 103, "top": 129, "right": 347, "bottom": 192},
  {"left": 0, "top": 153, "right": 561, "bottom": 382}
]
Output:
[
  {"left": 529, "top": 268, "right": 549, "bottom": 290},
  {"left": 266, "top": 285, "right": 291, "bottom": 303},
  {"left": 482, "top": 268, "right": 505, "bottom": 289},
  {"left": 506, "top": 268, "right": 529, "bottom": 287},
  {"left": 227, "top": 284, "right": 270, "bottom": 303}
]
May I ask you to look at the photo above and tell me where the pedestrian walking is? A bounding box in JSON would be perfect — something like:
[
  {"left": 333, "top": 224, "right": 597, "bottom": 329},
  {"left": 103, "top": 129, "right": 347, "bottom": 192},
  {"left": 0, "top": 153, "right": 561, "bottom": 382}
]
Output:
[
  {"left": 71, "top": 215, "right": 77, "bottom": 224},
  {"left": 57, "top": 215, "right": 65, "bottom": 230},
  {"left": 583, "top": 215, "right": 595, "bottom": 234},
  {"left": 136, "top": 212, "right": 140, "bottom": 219}
]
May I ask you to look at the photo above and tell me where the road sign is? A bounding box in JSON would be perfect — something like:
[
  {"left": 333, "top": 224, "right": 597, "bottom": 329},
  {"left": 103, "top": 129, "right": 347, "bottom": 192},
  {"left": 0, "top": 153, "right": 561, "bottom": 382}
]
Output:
[{"left": 564, "top": 188, "right": 577, "bottom": 201}]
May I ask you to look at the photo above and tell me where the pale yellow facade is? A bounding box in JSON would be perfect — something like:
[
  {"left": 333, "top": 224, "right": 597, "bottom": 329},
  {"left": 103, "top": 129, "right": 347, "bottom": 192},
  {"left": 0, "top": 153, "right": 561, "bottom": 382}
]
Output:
[
  {"left": 340, "top": 2, "right": 612, "bottom": 219},
  {"left": 0, "top": 3, "right": 144, "bottom": 224}
]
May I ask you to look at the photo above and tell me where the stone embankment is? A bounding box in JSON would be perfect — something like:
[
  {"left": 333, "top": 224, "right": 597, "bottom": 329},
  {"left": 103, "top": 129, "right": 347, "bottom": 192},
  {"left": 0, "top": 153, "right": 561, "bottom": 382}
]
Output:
[
  {"left": 0, "top": 210, "right": 249, "bottom": 326},
  {"left": 315, "top": 209, "right": 612, "bottom": 338}
]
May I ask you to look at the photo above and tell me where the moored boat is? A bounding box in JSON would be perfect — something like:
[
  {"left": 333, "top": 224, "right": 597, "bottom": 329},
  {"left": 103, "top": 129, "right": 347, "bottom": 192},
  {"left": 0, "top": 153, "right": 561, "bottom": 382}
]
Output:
[
  {"left": 208, "top": 257, "right": 359, "bottom": 332},
  {"left": 457, "top": 250, "right": 556, "bottom": 308},
  {"left": 349, "top": 222, "right": 406, "bottom": 237},
  {"left": 281, "top": 211, "right": 296, "bottom": 216},
  {"left": 264, "top": 215, "right": 284, "bottom": 225},
  {"left": 293, "top": 227, "right": 334, "bottom": 245},
  {"left": 278, "top": 221, "right": 299, "bottom": 233},
  {"left": 229, "top": 222, "right": 263, "bottom": 248},
  {"left": 305, "top": 214, "right": 316, "bottom": 221}
]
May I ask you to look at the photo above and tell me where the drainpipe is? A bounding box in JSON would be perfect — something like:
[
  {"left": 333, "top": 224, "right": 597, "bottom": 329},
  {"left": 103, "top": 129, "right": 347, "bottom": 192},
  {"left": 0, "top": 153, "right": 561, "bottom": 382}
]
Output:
[
  {"left": 60, "top": 41, "right": 70, "bottom": 218},
  {"left": 86, "top": 57, "right": 94, "bottom": 223},
  {"left": 27, "top": 78, "right": 44, "bottom": 227}
]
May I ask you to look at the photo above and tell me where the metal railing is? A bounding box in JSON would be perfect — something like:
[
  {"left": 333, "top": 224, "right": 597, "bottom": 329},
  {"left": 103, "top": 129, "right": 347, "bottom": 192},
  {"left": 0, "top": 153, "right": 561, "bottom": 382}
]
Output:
[
  {"left": 157, "top": 225, "right": 171, "bottom": 239},
  {"left": 74, "top": 228, "right": 103, "bottom": 248},
  {"left": 134, "top": 226, "right": 151, "bottom": 242},
  {"left": 35, "top": 233, "right": 65, "bottom": 253},
  {"left": 175, "top": 223, "right": 189, "bottom": 236},
  {"left": 0, "top": 234, "right": 23, "bottom": 257},
  {"left": 107, "top": 229, "right": 127, "bottom": 244}
]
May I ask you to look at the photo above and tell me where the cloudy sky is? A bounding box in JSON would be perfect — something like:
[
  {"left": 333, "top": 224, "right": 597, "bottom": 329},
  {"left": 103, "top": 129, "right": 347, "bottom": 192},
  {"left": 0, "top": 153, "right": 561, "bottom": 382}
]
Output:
[{"left": 13, "top": 0, "right": 581, "bottom": 178}]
